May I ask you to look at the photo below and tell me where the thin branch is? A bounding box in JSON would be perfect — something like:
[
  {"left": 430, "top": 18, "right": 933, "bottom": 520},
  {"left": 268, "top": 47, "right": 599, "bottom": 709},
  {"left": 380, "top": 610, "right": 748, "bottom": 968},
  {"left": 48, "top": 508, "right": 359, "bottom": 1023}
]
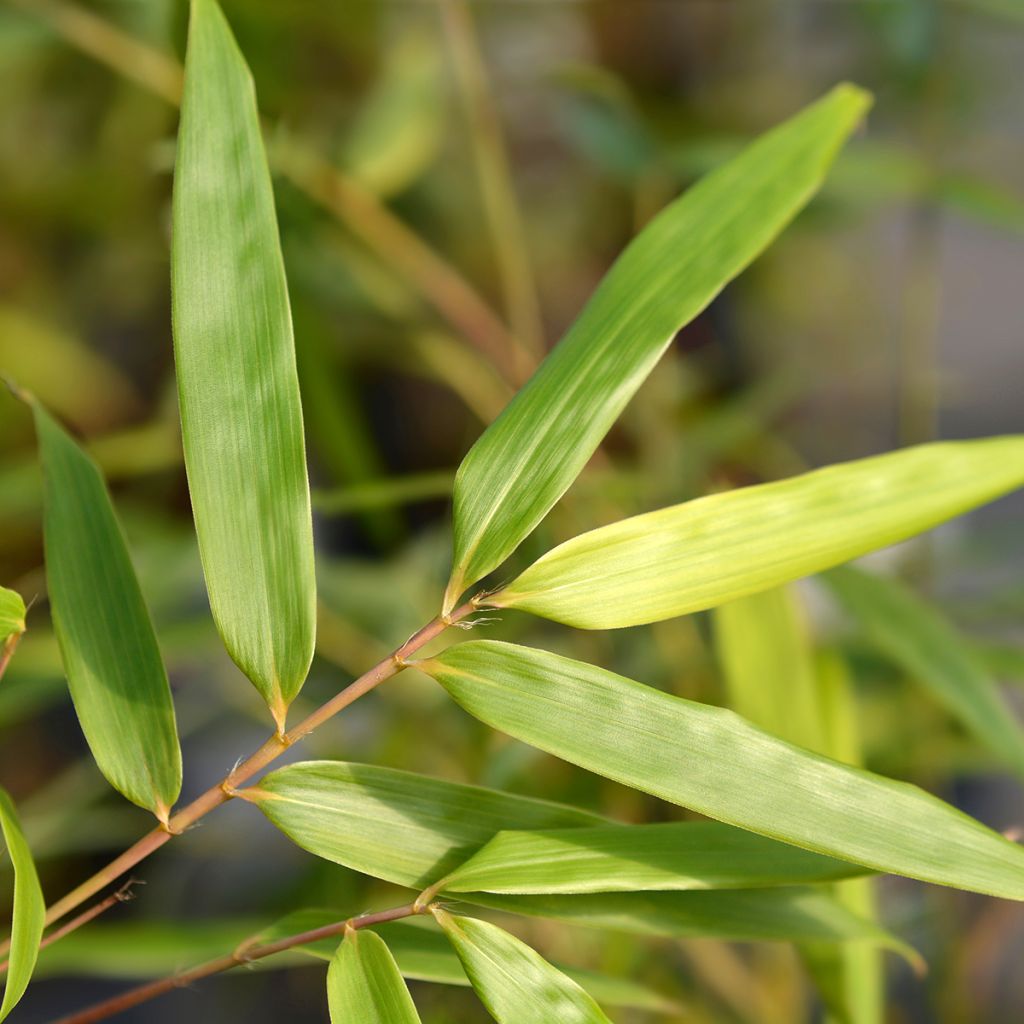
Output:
[
  {"left": 0, "top": 602, "right": 476, "bottom": 957},
  {"left": 5, "top": 0, "right": 532, "bottom": 386},
  {"left": 47, "top": 902, "right": 426, "bottom": 1024},
  {"left": 440, "top": 0, "right": 545, "bottom": 372}
]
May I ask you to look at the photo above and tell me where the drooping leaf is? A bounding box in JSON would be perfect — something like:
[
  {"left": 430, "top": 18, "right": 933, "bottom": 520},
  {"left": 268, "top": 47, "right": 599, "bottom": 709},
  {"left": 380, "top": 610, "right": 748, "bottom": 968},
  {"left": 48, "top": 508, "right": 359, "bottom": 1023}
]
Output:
[
  {"left": 420, "top": 641, "right": 1024, "bottom": 899},
  {"left": 257, "top": 912, "right": 679, "bottom": 1014},
  {"left": 825, "top": 566, "right": 1024, "bottom": 777},
  {"left": 328, "top": 928, "right": 422, "bottom": 1024},
  {"left": 490, "top": 436, "right": 1024, "bottom": 628},
  {"left": 714, "top": 586, "right": 822, "bottom": 749},
  {"left": 172, "top": 0, "right": 315, "bottom": 728},
  {"left": 433, "top": 909, "right": 613, "bottom": 1024},
  {"left": 32, "top": 403, "right": 181, "bottom": 819},
  {"left": 0, "top": 589, "right": 25, "bottom": 648},
  {"left": 437, "top": 821, "right": 864, "bottom": 895},
  {"left": 442, "top": 84, "right": 872, "bottom": 612},
  {"left": 242, "top": 761, "right": 603, "bottom": 888},
  {"left": 0, "top": 787, "right": 45, "bottom": 1021}
]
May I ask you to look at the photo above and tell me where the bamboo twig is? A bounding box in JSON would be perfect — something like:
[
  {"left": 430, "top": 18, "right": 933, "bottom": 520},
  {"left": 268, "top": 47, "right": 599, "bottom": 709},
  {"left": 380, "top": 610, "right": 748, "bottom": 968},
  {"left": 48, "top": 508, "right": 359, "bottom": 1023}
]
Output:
[
  {"left": 47, "top": 902, "right": 427, "bottom": 1024},
  {"left": 0, "top": 602, "right": 477, "bottom": 958}
]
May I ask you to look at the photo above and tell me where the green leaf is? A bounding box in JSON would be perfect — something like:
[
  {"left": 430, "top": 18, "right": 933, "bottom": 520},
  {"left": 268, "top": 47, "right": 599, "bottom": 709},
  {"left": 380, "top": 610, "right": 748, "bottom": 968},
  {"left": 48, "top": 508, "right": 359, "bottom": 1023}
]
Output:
[
  {"left": 478, "top": 888, "right": 904, "bottom": 951},
  {"left": 172, "top": 0, "right": 315, "bottom": 728},
  {"left": 491, "top": 436, "right": 1024, "bottom": 628},
  {"left": 714, "top": 586, "right": 822, "bottom": 749},
  {"left": 825, "top": 566, "right": 1024, "bottom": 778},
  {"left": 242, "top": 761, "right": 604, "bottom": 888},
  {"left": 433, "top": 909, "right": 613, "bottom": 1024},
  {"left": 259, "top": 913, "right": 679, "bottom": 1014},
  {"left": 420, "top": 641, "right": 1024, "bottom": 900},
  {"left": 0, "top": 787, "right": 45, "bottom": 1021},
  {"left": 443, "top": 84, "right": 871, "bottom": 613},
  {"left": 328, "top": 928, "right": 422, "bottom": 1024},
  {"left": 32, "top": 403, "right": 181, "bottom": 819},
  {"left": 437, "top": 821, "right": 864, "bottom": 895},
  {"left": 0, "top": 588, "right": 25, "bottom": 647}
]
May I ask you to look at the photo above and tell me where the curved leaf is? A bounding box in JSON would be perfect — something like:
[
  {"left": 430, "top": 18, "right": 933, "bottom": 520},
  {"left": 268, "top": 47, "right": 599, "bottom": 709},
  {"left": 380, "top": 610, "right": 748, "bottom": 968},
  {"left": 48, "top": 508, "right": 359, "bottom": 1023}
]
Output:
[
  {"left": 443, "top": 84, "right": 871, "bottom": 612},
  {"left": 437, "top": 821, "right": 864, "bottom": 895},
  {"left": 826, "top": 567, "right": 1024, "bottom": 777},
  {"left": 242, "top": 761, "right": 603, "bottom": 888},
  {"left": 0, "top": 787, "right": 45, "bottom": 1021},
  {"left": 33, "top": 403, "right": 181, "bottom": 819},
  {"left": 420, "top": 641, "right": 1024, "bottom": 900},
  {"left": 173, "top": 0, "right": 315, "bottom": 727},
  {"left": 328, "top": 928, "right": 422, "bottom": 1024},
  {"left": 433, "top": 909, "right": 613, "bottom": 1024},
  {"left": 491, "top": 436, "right": 1024, "bottom": 628}
]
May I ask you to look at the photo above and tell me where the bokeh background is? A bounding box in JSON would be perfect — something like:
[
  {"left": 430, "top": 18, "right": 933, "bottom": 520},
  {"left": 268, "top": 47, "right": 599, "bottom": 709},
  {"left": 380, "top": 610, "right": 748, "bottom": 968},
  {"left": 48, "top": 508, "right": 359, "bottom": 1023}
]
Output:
[{"left": 1, "top": 0, "right": 1023, "bottom": 1021}]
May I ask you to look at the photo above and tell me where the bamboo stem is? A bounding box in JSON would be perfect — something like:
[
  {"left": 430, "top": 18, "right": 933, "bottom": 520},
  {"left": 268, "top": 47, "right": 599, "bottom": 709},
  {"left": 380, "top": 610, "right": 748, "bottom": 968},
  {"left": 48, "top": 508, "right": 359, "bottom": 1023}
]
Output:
[
  {"left": 47, "top": 902, "right": 426, "bottom": 1024},
  {"left": 0, "top": 602, "right": 476, "bottom": 956}
]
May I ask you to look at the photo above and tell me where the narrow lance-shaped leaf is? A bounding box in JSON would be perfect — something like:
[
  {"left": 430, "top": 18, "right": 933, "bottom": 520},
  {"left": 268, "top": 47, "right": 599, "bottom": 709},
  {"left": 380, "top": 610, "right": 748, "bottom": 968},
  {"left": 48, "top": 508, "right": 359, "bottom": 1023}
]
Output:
[
  {"left": 241, "top": 761, "right": 902, "bottom": 949},
  {"left": 328, "top": 928, "right": 422, "bottom": 1024},
  {"left": 437, "top": 821, "right": 864, "bottom": 895},
  {"left": 433, "top": 909, "right": 613, "bottom": 1024},
  {"left": 443, "top": 84, "right": 872, "bottom": 613},
  {"left": 240, "top": 760, "right": 603, "bottom": 889},
  {"left": 173, "top": 0, "right": 315, "bottom": 728},
  {"left": 825, "top": 566, "right": 1024, "bottom": 778},
  {"left": 33, "top": 403, "right": 181, "bottom": 820},
  {"left": 0, "top": 787, "right": 45, "bottom": 1021},
  {"left": 419, "top": 641, "right": 1024, "bottom": 900},
  {"left": 490, "top": 436, "right": 1024, "bottom": 629}
]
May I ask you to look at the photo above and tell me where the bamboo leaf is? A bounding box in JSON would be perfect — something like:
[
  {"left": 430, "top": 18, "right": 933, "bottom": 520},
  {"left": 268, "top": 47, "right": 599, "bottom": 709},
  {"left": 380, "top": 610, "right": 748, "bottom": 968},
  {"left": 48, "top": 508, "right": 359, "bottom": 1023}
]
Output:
[
  {"left": 419, "top": 641, "right": 1024, "bottom": 900},
  {"left": 242, "top": 761, "right": 603, "bottom": 888},
  {"left": 825, "top": 567, "right": 1024, "bottom": 778},
  {"left": 436, "top": 821, "right": 864, "bottom": 895},
  {"left": 0, "top": 787, "right": 45, "bottom": 1021},
  {"left": 172, "top": 0, "right": 315, "bottom": 728},
  {"left": 491, "top": 437, "right": 1024, "bottom": 629},
  {"left": 32, "top": 403, "right": 181, "bottom": 819},
  {"left": 433, "top": 909, "right": 613, "bottom": 1024},
  {"left": 442, "top": 84, "right": 871, "bottom": 613},
  {"left": 0, "top": 588, "right": 25, "bottom": 646},
  {"left": 328, "top": 928, "right": 422, "bottom": 1024}
]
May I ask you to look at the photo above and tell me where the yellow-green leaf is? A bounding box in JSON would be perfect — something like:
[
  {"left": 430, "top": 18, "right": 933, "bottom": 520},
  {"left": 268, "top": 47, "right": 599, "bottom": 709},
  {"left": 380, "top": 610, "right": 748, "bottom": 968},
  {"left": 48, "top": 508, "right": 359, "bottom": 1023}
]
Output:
[
  {"left": 0, "top": 589, "right": 25, "bottom": 647},
  {"left": 436, "top": 821, "right": 863, "bottom": 896},
  {"left": 443, "top": 84, "right": 871, "bottom": 613},
  {"left": 33, "top": 404, "right": 181, "bottom": 820},
  {"left": 328, "top": 929, "right": 422, "bottom": 1024},
  {"left": 491, "top": 437, "right": 1024, "bottom": 629},
  {"left": 433, "top": 909, "right": 613, "bottom": 1024},
  {"left": 0, "top": 787, "right": 45, "bottom": 1021},
  {"left": 420, "top": 641, "right": 1024, "bottom": 900},
  {"left": 826, "top": 567, "right": 1024, "bottom": 778},
  {"left": 172, "top": 0, "right": 315, "bottom": 728}
]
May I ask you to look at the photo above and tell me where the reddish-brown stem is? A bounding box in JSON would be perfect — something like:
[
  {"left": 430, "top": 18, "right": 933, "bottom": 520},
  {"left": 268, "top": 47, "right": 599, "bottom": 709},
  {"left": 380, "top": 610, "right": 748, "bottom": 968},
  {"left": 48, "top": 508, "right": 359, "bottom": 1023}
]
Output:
[
  {"left": 0, "top": 630, "right": 23, "bottom": 684},
  {"left": 0, "top": 603, "right": 475, "bottom": 955},
  {"left": 48, "top": 902, "right": 425, "bottom": 1024}
]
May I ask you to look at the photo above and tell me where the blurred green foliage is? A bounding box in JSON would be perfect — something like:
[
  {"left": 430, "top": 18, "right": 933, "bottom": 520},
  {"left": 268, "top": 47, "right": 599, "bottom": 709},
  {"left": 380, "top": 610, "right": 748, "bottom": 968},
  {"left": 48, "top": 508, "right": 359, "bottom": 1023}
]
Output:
[{"left": 1, "top": 1, "right": 1023, "bottom": 1021}]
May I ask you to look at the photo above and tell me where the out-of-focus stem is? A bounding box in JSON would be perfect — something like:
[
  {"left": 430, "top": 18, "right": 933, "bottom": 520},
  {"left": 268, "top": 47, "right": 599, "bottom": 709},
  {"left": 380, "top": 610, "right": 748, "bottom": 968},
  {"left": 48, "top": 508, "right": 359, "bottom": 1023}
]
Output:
[
  {"left": 47, "top": 902, "right": 426, "bottom": 1024},
  {"left": 441, "top": 0, "right": 545, "bottom": 377},
  {"left": 6, "top": 0, "right": 527, "bottom": 385}
]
